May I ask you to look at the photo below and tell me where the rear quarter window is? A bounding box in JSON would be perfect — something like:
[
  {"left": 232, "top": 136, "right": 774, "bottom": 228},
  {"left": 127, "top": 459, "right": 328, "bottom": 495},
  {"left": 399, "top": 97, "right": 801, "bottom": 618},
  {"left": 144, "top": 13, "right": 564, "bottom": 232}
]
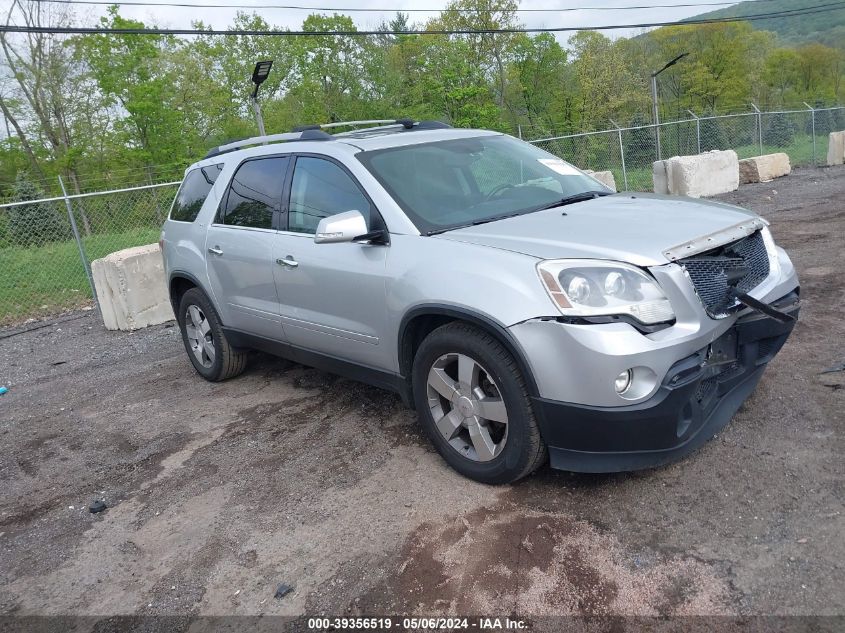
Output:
[{"left": 169, "top": 164, "right": 223, "bottom": 222}]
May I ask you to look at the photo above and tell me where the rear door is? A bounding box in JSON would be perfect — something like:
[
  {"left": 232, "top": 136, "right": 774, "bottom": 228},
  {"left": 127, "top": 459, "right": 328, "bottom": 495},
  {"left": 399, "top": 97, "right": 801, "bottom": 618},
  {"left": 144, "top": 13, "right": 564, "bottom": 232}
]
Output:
[
  {"left": 272, "top": 154, "right": 391, "bottom": 369},
  {"left": 206, "top": 155, "right": 290, "bottom": 341}
]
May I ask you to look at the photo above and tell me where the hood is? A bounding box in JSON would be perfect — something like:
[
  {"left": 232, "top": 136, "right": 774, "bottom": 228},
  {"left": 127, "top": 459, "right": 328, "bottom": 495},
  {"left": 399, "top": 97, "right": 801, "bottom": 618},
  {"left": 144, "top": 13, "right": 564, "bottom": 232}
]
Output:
[{"left": 433, "top": 193, "right": 761, "bottom": 267}]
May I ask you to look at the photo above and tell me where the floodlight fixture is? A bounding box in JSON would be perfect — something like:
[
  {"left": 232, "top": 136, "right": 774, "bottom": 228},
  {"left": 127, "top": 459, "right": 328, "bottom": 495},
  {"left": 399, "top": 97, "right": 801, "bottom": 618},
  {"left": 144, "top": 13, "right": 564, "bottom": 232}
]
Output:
[
  {"left": 252, "top": 60, "right": 273, "bottom": 94},
  {"left": 652, "top": 52, "right": 690, "bottom": 79},
  {"left": 250, "top": 60, "right": 273, "bottom": 136}
]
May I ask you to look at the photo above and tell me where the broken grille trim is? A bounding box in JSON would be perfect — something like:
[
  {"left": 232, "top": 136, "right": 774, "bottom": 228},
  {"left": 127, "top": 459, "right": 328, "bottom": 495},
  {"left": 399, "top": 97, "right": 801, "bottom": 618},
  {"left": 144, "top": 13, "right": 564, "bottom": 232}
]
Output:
[{"left": 679, "top": 230, "right": 771, "bottom": 319}]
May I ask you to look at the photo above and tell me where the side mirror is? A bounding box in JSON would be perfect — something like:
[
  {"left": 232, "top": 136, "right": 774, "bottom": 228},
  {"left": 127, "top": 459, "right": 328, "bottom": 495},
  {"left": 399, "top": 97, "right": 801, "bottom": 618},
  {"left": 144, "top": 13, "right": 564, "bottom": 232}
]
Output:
[{"left": 314, "top": 210, "right": 368, "bottom": 244}]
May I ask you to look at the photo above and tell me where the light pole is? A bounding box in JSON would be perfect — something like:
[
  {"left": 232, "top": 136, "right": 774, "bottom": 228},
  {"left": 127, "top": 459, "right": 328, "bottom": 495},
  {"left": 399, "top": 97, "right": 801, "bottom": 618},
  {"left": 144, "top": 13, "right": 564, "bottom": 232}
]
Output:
[
  {"left": 651, "top": 52, "right": 688, "bottom": 160},
  {"left": 250, "top": 60, "right": 273, "bottom": 136}
]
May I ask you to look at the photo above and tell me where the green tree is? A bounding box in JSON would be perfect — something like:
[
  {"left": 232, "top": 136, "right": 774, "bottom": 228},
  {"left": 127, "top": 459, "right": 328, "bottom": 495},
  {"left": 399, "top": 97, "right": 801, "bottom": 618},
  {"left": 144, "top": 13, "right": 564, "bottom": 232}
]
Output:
[
  {"left": 76, "top": 8, "right": 196, "bottom": 170},
  {"left": 7, "top": 173, "right": 67, "bottom": 246},
  {"left": 649, "top": 23, "right": 772, "bottom": 114},
  {"left": 796, "top": 44, "right": 843, "bottom": 102},
  {"left": 625, "top": 113, "right": 656, "bottom": 166},
  {"left": 505, "top": 33, "right": 567, "bottom": 134},
  {"left": 415, "top": 35, "right": 501, "bottom": 129},
  {"left": 281, "top": 14, "right": 377, "bottom": 125},
  {"left": 699, "top": 111, "right": 729, "bottom": 151},
  {"left": 762, "top": 48, "right": 802, "bottom": 105},
  {"left": 0, "top": 0, "right": 103, "bottom": 215},
  {"left": 198, "top": 12, "right": 295, "bottom": 136},
  {"left": 568, "top": 31, "right": 646, "bottom": 131},
  {"left": 435, "top": 0, "right": 520, "bottom": 111},
  {"left": 765, "top": 111, "right": 795, "bottom": 147}
]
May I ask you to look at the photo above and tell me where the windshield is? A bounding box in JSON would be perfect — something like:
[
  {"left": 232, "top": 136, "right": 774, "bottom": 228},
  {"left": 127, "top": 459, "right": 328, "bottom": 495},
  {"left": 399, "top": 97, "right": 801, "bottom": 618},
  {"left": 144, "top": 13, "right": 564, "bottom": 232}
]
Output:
[{"left": 357, "top": 134, "right": 610, "bottom": 235}]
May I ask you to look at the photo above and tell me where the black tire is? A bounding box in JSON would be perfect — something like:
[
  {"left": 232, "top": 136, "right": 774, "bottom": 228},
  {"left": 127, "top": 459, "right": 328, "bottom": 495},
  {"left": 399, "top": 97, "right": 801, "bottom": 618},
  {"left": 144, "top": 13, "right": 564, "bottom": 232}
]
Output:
[
  {"left": 178, "top": 287, "right": 248, "bottom": 382},
  {"left": 412, "top": 322, "right": 547, "bottom": 484}
]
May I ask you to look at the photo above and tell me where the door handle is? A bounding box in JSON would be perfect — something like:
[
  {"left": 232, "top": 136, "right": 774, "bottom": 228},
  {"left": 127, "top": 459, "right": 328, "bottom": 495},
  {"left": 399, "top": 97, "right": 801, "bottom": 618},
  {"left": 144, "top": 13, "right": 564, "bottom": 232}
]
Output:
[
  {"left": 208, "top": 246, "right": 223, "bottom": 256},
  {"left": 276, "top": 256, "right": 298, "bottom": 268}
]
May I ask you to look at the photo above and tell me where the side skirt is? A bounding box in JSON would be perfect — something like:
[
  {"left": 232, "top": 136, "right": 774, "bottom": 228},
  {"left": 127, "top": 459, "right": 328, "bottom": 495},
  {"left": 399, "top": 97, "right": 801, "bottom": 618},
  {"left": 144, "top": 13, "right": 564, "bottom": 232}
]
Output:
[{"left": 222, "top": 327, "right": 412, "bottom": 405}]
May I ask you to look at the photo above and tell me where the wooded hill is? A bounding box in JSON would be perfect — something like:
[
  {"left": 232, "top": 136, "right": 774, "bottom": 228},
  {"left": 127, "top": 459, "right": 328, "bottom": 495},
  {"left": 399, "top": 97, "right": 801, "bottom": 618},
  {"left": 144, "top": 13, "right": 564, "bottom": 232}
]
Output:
[{"left": 689, "top": 0, "right": 845, "bottom": 48}]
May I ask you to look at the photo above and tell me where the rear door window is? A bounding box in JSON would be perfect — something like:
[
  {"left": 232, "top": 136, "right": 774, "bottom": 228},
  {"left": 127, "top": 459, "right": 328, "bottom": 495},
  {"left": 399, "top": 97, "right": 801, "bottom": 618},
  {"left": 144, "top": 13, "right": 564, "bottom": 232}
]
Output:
[
  {"left": 169, "top": 164, "right": 223, "bottom": 222},
  {"left": 218, "top": 157, "right": 289, "bottom": 229}
]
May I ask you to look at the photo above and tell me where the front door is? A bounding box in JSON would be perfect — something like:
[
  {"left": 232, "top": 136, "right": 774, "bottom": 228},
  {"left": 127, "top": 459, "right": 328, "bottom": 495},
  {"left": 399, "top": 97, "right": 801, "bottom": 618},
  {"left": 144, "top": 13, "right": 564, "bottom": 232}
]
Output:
[
  {"left": 273, "top": 155, "right": 390, "bottom": 369},
  {"left": 206, "top": 155, "right": 290, "bottom": 341}
]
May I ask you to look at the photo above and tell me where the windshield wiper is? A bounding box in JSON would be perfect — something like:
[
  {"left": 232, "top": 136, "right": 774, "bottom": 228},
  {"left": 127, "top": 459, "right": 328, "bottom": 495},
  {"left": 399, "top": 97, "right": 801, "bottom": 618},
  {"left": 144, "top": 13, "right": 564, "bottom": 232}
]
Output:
[
  {"left": 427, "top": 212, "right": 523, "bottom": 235},
  {"left": 470, "top": 212, "right": 522, "bottom": 227},
  {"left": 535, "top": 190, "right": 613, "bottom": 211}
]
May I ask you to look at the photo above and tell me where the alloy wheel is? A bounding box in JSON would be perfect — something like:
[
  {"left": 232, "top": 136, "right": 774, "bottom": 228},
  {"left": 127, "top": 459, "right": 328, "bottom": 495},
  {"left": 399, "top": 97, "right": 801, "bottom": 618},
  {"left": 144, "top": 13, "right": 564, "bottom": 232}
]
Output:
[
  {"left": 426, "top": 353, "right": 509, "bottom": 462},
  {"left": 185, "top": 304, "right": 215, "bottom": 368}
]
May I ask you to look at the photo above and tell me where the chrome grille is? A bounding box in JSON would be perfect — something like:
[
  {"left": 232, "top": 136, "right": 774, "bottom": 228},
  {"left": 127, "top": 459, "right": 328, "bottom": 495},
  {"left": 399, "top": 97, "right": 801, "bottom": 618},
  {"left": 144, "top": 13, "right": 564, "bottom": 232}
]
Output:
[{"left": 680, "top": 230, "right": 770, "bottom": 318}]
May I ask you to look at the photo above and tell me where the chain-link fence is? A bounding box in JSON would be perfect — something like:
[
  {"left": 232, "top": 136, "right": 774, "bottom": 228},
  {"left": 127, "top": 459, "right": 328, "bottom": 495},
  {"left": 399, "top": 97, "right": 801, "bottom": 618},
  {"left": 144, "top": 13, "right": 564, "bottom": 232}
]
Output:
[
  {"left": 0, "top": 181, "right": 179, "bottom": 327},
  {"left": 530, "top": 105, "right": 845, "bottom": 191},
  {"left": 1, "top": 104, "right": 844, "bottom": 328}
]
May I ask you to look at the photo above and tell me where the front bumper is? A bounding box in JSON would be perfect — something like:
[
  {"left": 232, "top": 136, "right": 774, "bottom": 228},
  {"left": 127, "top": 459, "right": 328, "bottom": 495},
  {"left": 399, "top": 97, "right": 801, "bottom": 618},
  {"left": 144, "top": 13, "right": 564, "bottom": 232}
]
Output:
[{"left": 531, "top": 291, "right": 799, "bottom": 473}]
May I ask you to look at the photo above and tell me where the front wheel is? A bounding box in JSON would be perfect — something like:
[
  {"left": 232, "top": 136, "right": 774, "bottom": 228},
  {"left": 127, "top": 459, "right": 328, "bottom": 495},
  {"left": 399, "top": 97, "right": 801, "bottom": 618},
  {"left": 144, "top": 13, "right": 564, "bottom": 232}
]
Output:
[
  {"left": 178, "top": 287, "right": 248, "bottom": 382},
  {"left": 412, "top": 323, "right": 547, "bottom": 484}
]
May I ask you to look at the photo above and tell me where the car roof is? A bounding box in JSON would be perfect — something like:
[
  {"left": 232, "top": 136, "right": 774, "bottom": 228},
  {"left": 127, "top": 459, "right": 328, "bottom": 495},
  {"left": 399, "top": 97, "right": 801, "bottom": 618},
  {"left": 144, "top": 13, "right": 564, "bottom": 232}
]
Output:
[{"left": 184, "top": 128, "right": 502, "bottom": 174}]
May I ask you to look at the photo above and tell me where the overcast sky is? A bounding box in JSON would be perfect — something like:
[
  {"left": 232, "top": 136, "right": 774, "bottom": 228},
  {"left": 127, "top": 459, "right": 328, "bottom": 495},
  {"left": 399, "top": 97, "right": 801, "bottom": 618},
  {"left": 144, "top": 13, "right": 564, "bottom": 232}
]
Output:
[{"left": 52, "top": 0, "right": 742, "bottom": 41}]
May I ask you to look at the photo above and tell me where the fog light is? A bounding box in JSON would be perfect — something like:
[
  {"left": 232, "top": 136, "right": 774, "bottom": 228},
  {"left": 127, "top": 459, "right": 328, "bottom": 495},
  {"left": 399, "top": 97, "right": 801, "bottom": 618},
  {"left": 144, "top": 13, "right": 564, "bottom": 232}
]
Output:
[{"left": 614, "top": 369, "right": 633, "bottom": 394}]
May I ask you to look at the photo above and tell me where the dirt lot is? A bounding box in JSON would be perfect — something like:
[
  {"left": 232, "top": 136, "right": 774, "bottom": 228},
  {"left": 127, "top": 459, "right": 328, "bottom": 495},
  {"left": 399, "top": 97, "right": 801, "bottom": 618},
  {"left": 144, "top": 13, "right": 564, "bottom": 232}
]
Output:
[{"left": 1, "top": 166, "right": 843, "bottom": 626}]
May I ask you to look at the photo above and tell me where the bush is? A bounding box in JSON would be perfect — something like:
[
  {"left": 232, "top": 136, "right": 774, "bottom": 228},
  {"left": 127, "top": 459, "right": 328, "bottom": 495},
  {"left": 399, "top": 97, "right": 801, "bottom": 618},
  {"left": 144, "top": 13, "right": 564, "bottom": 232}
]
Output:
[
  {"left": 625, "top": 114, "right": 656, "bottom": 166},
  {"left": 812, "top": 101, "right": 838, "bottom": 135},
  {"left": 699, "top": 114, "right": 729, "bottom": 152},
  {"left": 765, "top": 112, "right": 795, "bottom": 147},
  {"left": 7, "top": 174, "right": 69, "bottom": 247},
  {"left": 835, "top": 107, "right": 845, "bottom": 131}
]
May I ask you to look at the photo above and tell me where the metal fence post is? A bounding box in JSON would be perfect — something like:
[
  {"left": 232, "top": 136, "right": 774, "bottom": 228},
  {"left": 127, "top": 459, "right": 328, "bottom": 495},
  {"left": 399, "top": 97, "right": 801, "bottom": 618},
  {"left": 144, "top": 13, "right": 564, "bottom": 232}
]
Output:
[
  {"left": 687, "top": 110, "right": 701, "bottom": 154},
  {"left": 803, "top": 102, "right": 816, "bottom": 165},
  {"left": 609, "top": 119, "right": 628, "bottom": 190},
  {"left": 750, "top": 103, "right": 763, "bottom": 156},
  {"left": 517, "top": 124, "right": 522, "bottom": 140},
  {"left": 58, "top": 175, "right": 100, "bottom": 314}
]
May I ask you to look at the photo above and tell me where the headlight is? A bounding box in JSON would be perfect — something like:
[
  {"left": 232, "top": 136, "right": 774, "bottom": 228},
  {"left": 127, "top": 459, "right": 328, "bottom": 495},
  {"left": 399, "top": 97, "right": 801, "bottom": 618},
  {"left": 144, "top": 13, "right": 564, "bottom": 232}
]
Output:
[
  {"left": 536, "top": 259, "right": 675, "bottom": 325},
  {"left": 760, "top": 225, "right": 781, "bottom": 278}
]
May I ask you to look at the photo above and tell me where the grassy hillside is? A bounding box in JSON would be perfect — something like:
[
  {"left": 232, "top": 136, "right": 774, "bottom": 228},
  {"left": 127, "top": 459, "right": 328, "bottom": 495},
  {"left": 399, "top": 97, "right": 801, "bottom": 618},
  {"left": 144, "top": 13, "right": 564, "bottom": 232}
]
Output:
[{"left": 690, "top": 0, "right": 845, "bottom": 47}]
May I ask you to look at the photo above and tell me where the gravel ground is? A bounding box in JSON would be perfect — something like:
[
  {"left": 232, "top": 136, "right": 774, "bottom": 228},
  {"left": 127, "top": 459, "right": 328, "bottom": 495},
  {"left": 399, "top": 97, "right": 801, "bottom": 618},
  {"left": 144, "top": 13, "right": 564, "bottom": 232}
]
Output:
[{"left": 0, "top": 166, "right": 843, "bottom": 625}]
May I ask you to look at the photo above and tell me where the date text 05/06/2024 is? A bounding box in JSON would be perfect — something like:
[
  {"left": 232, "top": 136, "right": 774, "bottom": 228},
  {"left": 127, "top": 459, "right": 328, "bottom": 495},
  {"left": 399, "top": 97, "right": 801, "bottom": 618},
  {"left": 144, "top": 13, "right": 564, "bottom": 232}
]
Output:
[{"left": 306, "top": 616, "right": 528, "bottom": 630}]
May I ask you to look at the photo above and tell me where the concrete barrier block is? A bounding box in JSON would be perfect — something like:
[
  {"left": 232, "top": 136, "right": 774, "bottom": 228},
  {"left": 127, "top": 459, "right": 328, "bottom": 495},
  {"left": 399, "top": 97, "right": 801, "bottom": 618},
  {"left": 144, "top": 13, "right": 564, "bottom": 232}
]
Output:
[
  {"left": 739, "top": 153, "right": 791, "bottom": 184},
  {"left": 652, "top": 160, "right": 669, "bottom": 194},
  {"left": 827, "top": 131, "right": 845, "bottom": 166},
  {"left": 91, "top": 243, "right": 175, "bottom": 331},
  {"left": 584, "top": 169, "right": 617, "bottom": 191},
  {"left": 654, "top": 150, "right": 739, "bottom": 198}
]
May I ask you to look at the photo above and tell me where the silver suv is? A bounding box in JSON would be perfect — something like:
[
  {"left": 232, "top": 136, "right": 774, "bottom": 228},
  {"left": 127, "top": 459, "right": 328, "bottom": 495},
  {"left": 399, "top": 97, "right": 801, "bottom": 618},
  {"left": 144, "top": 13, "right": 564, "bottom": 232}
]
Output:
[{"left": 161, "top": 119, "right": 800, "bottom": 484}]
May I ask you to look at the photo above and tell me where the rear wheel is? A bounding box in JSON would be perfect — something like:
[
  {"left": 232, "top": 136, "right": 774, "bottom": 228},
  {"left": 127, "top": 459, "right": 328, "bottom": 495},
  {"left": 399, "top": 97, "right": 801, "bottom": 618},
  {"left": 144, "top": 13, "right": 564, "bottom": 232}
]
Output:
[
  {"left": 412, "top": 322, "right": 547, "bottom": 484},
  {"left": 178, "top": 287, "right": 248, "bottom": 381}
]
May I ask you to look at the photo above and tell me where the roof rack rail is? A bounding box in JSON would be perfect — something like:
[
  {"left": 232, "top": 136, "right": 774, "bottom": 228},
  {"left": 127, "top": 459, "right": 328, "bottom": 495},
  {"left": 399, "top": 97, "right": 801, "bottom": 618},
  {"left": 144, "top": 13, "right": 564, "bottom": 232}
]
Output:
[
  {"left": 292, "top": 119, "right": 452, "bottom": 135},
  {"left": 413, "top": 120, "right": 452, "bottom": 130},
  {"left": 204, "top": 129, "right": 332, "bottom": 159},
  {"left": 323, "top": 119, "right": 411, "bottom": 131}
]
